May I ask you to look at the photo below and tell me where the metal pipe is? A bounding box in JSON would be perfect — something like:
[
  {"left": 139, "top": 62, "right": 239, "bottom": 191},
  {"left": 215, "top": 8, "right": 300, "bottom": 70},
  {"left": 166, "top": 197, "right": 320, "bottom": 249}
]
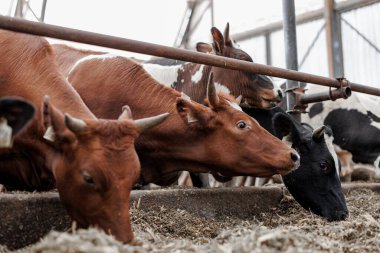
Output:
[
  {"left": 232, "top": 0, "right": 380, "bottom": 42},
  {"left": 283, "top": 0, "right": 300, "bottom": 121},
  {"left": 0, "top": 15, "right": 379, "bottom": 96},
  {"left": 300, "top": 86, "right": 352, "bottom": 104}
]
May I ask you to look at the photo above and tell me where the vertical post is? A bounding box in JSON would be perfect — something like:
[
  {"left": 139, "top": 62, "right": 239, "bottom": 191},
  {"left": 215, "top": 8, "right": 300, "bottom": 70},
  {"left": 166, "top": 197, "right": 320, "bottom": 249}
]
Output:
[
  {"left": 210, "top": 0, "right": 214, "bottom": 27},
  {"left": 282, "top": 0, "right": 300, "bottom": 121},
  {"left": 324, "top": 0, "right": 344, "bottom": 78},
  {"left": 14, "top": 0, "right": 25, "bottom": 18},
  {"left": 40, "top": 0, "right": 48, "bottom": 22},
  {"left": 265, "top": 33, "right": 272, "bottom": 65}
]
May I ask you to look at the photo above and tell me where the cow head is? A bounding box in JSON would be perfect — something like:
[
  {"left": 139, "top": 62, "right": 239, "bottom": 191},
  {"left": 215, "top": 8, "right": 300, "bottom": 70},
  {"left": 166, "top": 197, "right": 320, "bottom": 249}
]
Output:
[
  {"left": 196, "top": 23, "right": 282, "bottom": 109},
  {"left": 175, "top": 73, "right": 299, "bottom": 177},
  {"left": 43, "top": 97, "right": 168, "bottom": 243},
  {"left": 0, "top": 96, "right": 35, "bottom": 148},
  {"left": 273, "top": 112, "right": 348, "bottom": 221}
]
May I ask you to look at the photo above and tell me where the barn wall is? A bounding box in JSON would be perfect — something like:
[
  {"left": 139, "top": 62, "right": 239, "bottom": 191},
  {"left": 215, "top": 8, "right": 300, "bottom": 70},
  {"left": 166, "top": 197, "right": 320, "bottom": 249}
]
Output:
[{"left": 341, "top": 2, "right": 380, "bottom": 88}]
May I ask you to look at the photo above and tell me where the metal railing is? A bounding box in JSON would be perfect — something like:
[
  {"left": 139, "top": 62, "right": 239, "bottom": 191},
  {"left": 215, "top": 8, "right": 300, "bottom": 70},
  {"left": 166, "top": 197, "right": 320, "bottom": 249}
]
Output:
[{"left": 0, "top": 15, "right": 379, "bottom": 100}]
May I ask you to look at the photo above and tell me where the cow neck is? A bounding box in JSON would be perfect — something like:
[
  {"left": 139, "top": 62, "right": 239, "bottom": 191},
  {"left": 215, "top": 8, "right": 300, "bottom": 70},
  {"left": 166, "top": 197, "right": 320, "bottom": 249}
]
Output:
[
  {"left": 143, "top": 61, "right": 213, "bottom": 104},
  {"left": 87, "top": 59, "right": 212, "bottom": 169}
]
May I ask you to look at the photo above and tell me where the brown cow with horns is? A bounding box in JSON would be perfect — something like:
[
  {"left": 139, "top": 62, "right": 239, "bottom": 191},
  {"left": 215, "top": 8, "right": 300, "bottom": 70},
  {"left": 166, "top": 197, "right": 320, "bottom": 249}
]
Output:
[
  {"left": 53, "top": 43, "right": 300, "bottom": 186},
  {"left": 0, "top": 30, "right": 168, "bottom": 243}
]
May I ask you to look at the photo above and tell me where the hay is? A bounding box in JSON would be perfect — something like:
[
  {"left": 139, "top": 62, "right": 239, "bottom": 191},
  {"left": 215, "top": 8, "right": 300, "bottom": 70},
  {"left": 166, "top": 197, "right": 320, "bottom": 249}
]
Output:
[{"left": 7, "top": 188, "right": 380, "bottom": 253}]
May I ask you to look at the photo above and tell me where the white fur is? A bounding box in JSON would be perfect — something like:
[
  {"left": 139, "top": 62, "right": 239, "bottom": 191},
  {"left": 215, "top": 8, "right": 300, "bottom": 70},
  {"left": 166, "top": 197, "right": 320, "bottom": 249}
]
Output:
[
  {"left": 142, "top": 63, "right": 183, "bottom": 87},
  {"left": 214, "top": 82, "right": 231, "bottom": 94},
  {"left": 191, "top": 65, "right": 204, "bottom": 83},
  {"left": 324, "top": 133, "right": 340, "bottom": 177},
  {"left": 303, "top": 84, "right": 380, "bottom": 130},
  {"left": 281, "top": 134, "right": 293, "bottom": 148},
  {"left": 374, "top": 156, "right": 380, "bottom": 170},
  {"left": 227, "top": 100, "right": 242, "bottom": 111},
  {"left": 0, "top": 118, "right": 12, "bottom": 148}
]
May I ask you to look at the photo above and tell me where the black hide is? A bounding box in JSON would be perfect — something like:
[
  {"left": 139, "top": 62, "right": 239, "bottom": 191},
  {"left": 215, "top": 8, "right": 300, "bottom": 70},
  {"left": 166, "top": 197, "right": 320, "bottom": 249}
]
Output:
[{"left": 243, "top": 106, "right": 348, "bottom": 221}]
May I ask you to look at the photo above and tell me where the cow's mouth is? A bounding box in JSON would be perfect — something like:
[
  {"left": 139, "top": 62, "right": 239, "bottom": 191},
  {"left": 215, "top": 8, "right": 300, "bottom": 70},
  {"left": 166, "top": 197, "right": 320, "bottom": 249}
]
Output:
[{"left": 262, "top": 97, "right": 280, "bottom": 108}]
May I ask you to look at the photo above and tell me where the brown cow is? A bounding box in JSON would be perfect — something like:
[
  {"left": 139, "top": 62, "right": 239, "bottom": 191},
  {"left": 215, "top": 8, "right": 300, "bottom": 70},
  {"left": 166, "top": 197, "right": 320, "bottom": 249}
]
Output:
[
  {"left": 53, "top": 44, "right": 300, "bottom": 185},
  {"left": 143, "top": 23, "right": 282, "bottom": 109},
  {"left": 0, "top": 30, "right": 168, "bottom": 243}
]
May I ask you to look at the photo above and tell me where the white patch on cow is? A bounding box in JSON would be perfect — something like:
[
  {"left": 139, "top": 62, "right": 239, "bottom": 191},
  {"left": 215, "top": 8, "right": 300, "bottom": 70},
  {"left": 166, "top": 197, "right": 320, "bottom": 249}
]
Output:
[
  {"left": 227, "top": 100, "right": 242, "bottom": 111},
  {"left": 303, "top": 84, "right": 380, "bottom": 130},
  {"left": 43, "top": 126, "right": 55, "bottom": 142},
  {"left": 142, "top": 63, "right": 183, "bottom": 87},
  {"left": 0, "top": 118, "right": 12, "bottom": 148},
  {"left": 214, "top": 82, "right": 231, "bottom": 95},
  {"left": 374, "top": 156, "right": 380, "bottom": 170},
  {"left": 281, "top": 134, "right": 293, "bottom": 148},
  {"left": 68, "top": 54, "right": 118, "bottom": 77},
  {"left": 324, "top": 133, "right": 340, "bottom": 176},
  {"left": 181, "top": 92, "right": 191, "bottom": 101},
  {"left": 191, "top": 65, "right": 204, "bottom": 83}
]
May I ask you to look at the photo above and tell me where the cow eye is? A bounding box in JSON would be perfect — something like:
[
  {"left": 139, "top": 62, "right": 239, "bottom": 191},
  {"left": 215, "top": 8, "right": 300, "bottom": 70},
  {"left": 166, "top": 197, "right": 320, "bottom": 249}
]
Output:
[
  {"left": 320, "top": 162, "right": 329, "bottom": 173},
  {"left": 236, "top": 121, "right": 247, "bottom": 129},
  {"left": 82, "top": 171, "right": 96, "bottom": 186}
]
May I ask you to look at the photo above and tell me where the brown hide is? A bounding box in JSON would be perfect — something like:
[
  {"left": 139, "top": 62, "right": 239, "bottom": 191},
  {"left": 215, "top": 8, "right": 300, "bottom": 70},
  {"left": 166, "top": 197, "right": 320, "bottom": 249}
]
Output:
[
  {"left": 0, "top": 30, "right": 166, "bottom": 243},
  {"left": 145, "top": 23, "right": 282, "bottom": 109},
  {"left": 53, "top": 45, "right": 300, "bottom": 184}
]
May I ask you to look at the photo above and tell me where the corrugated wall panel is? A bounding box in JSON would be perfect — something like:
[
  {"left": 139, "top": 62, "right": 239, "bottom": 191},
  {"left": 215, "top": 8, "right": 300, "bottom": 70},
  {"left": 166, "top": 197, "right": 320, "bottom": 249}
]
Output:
[
  {"left": 341, "top": 2, "right": 380, "bottom": 88},
  {"left": 270, "top": 19, "right": 328, "bottom": 85}
]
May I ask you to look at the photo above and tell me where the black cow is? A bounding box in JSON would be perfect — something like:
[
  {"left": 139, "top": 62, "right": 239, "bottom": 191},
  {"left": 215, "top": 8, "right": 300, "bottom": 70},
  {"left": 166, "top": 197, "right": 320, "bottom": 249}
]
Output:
[
  {"left": 245, "top": 106, "right": 348, "bottom": 221},
  {"left": 304, "top": 86, "right": 380, "bottom": 179}
]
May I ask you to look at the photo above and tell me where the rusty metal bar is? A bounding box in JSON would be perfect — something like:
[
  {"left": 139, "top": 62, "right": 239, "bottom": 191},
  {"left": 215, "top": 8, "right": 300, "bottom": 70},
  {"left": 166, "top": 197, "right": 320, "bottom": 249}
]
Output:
[
  {"left": 300, "top": 86, "right": 352, "bottom": 104},
  {"left": 233, "top": 0, "right": 380, "bottom": 42},
  {"left": 0, "top": 15, "right": 379, "bottom": 96}
]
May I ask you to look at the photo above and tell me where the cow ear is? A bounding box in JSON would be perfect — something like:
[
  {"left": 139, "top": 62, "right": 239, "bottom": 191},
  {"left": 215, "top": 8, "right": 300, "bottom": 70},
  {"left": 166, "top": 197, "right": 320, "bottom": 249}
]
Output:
[
  {"left": 196, "top": 42, "right": 213, "bottom": 53},
  {"left": 272, "top": 112, "right": 302, "bottom": 144},
  {"left": 211, "top": 27, "right": 224, "bottom": 54},
  {"left": 312, "top": 126, "right": 326, "bottom": 142},
  {"left": 176, "top": 97, "right": 213, "bottom": 127},
  {"left": 42, "top": 96, "right": 77, "bottom": 148}
]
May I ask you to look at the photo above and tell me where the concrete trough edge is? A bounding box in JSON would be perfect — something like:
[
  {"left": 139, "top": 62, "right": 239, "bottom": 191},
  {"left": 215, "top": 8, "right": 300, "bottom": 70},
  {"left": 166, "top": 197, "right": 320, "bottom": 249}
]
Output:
[{"left": 1, "top": 183, "right": 379, "bottom": 250}]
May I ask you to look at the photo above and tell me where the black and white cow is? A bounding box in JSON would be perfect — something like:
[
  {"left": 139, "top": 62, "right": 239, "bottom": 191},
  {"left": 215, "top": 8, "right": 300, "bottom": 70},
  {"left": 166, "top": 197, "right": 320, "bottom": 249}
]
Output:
[
  {"left": 303, "top": 84, "right": 380, "bottom": 180},
  {"left": 244, "top": 106, "right": 348, "bottom": 221},
  {"left": 0, "top": 96, "right": 35, "bottom": 148}
]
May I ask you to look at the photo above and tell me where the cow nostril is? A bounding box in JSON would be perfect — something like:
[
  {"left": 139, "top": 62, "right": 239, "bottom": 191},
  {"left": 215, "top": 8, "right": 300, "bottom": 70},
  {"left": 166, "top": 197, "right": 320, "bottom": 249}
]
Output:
[{"left": 290, "top": 152, "right": 299, "bottom": 162}]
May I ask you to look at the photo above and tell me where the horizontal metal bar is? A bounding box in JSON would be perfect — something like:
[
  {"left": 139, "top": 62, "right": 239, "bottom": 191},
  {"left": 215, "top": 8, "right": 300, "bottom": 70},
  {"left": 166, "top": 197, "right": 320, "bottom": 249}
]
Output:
[
  {"left": 300, "top": 86, "right": 352, "bottom": 104},
  {"left": 232, "top": 0, "right": 380, "bottom": 41},
  {"left": 0, "top": 15, "right": 379, "bottom": 96}
]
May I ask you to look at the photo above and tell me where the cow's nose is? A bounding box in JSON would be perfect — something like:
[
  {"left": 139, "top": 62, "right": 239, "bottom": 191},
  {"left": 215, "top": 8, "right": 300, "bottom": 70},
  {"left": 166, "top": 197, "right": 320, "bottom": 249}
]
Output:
[{"left": 290, "top": 151, "right": 300, "bottom": 162}]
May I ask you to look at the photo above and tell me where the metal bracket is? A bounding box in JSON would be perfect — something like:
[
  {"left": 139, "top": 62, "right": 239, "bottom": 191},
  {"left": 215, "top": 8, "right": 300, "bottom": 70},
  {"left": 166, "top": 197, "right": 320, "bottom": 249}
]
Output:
[
  {"left": 286, "top": 86, "right": 308, "bottom": 114},
  {"left": 296, "top": 77, "right": 352, "bottom": 111}
]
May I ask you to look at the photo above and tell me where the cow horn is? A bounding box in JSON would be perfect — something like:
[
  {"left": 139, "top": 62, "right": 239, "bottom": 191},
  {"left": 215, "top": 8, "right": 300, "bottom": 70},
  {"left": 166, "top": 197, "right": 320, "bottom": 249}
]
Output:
[
  {"left": 65, "top": 113, "right": 87, "bottom": 133},
  {"left": 312, "top": 126, "right": 325, "bottom": 140},
  {"left": 235, "top": 95, "right": 243, "bottom": 105},
  {"left": 207, "top": 72, "right": 219, "bottom": 107},
  {"left": 134, "top": 112, "right": 169, "bottom": 132},
  {"left": 224, "top": 22, "right": 231, "bottom": 43},
  {"left": 118, "top": 105, "right": 133, "bottom": 120}
]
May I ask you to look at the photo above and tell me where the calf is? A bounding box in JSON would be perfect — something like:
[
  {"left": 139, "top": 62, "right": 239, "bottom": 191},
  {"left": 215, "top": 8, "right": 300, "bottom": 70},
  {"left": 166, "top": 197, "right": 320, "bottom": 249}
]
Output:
[
  {"left": 144, "top": 23, "right": 282, "bottom": 109},
  {"left": 0, "top": 96, "right": 35, "bottom": 148},
  {"left": 53, "top": 44, "right": 300, "bottom": 185},
  {"left": 0, "top": 30, "right": 167, "bottom": 243}
]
